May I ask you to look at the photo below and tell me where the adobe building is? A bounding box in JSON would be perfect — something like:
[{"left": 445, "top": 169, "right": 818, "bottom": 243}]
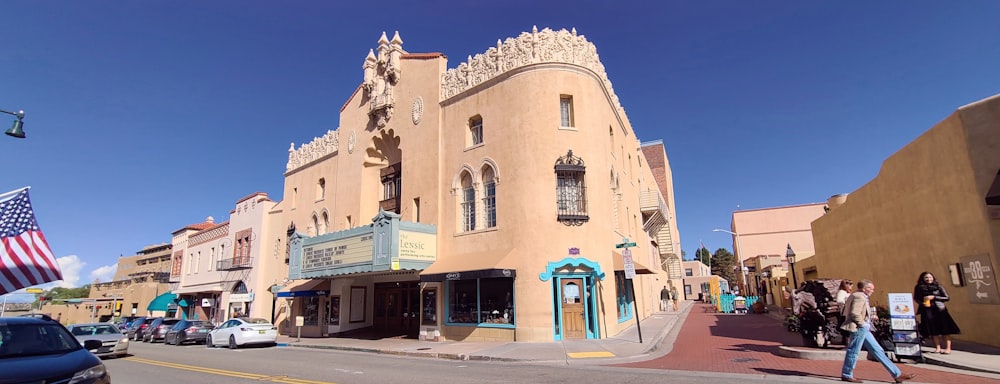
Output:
[
  {"left": 726, "top": 203, "right": 826, "bottom": 308},
  {"left": 54, "top": 243, "right": 174, "bottom": 325},
  {"left": 811, "top": 93, "right": 1000, "bottom": 347},
  {"left": 267, "top": 27, "right": 679, "bottom": 342}
]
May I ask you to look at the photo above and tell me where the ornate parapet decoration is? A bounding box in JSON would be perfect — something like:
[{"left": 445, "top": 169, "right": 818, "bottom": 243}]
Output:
[
  {"left": 441, "top": 26, "right": 623, "bottom": 113},
  {"left": 363, "top": 31, "right": 405, "bottom": 129},
  {"left": 286, "top": 129, "right": 339, "bottom": 172}
]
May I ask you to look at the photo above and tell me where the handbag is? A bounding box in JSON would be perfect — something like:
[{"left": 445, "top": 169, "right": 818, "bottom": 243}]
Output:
[{"left": 934, "top": 300, "right": 946, "bottom": 311}]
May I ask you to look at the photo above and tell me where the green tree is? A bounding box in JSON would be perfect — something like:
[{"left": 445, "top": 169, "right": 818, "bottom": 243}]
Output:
[
  {"left": 710, "top": 248, "right": 737, "bottom": 286},
  {"left": 35, "top": 285, "right": 91, "bottom": 307},
  {"left": 695, "top": 247, "right": 712, "bottom": 267}
]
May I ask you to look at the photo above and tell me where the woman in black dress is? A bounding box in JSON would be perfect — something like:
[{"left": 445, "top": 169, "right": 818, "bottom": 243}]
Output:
[{"left": 913, "top": 272, "right": 961, "bottom": 354}]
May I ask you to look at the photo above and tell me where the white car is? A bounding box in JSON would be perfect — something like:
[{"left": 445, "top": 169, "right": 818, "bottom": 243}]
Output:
[
  {"left": 66, "top": 322, "right": 129, "bottom": 358},
  {"left": 206, "top": 317, "right": 277, "bottom": 349}
]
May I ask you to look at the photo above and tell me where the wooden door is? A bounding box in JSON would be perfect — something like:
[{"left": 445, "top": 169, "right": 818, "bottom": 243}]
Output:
[{"left": 561, "top": 278, "right": 586, "bottom": 339}]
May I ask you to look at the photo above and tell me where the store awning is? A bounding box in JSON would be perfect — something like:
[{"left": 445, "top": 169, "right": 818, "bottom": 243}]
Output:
[
  {"left": 147, "top": 292, "right": 177, "bottom": 311},
  {"left": 613, "top": 251, "right": 655, "bottom": 274},
  {"left": 276, "top": 279, "right": 329, "bottom": 298},
  {"left": 419, "top": 248, "right": 518, "bottom": 282}
]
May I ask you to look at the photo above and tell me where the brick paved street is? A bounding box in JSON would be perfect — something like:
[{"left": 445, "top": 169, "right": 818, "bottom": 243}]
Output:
[{"left": 613, "top": 304, "right": 995, "bottom": 384}]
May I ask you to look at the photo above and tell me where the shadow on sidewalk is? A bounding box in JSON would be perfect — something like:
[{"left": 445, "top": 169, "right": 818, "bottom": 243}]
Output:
[
  {"left": 753, "top": 367, "right": 834, "bottom": 379},
  {"left": 708, "top": 312, "right": 802, "bottom": 346}
]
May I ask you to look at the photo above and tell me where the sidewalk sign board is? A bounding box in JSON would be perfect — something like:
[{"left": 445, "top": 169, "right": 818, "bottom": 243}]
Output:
[{"left": 887, "top": 293, "right": 922, "bottom": 361}]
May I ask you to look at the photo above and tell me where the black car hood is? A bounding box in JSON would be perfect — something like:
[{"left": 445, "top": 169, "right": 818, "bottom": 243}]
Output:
[{"left": 0, "top": 348, "right": 102, "bottom": 384}]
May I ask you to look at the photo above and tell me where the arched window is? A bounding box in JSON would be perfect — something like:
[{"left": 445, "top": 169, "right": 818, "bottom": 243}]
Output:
[
  {"left": 482, "top": 166, "right": 497, "bottom": 228},
  {"left": 317, "top": 178, "right": 326, "bottom": 201},
  {"left": 309, "top": 215, "right": 318, "bottom": 236},
  {"left": 320, "top": 212, "right": 329, "bottom": 235},
  {"left": 461, "top": 172, "right": 476, "bottom": 231}
]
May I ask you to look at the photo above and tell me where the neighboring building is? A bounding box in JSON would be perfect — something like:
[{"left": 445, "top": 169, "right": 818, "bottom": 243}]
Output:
[
  {"left": 725, "top": 203, "right": 826, "bottom": 308},
  {"left": 811, "top": 94, "right": 1000, "bottom": 347},
  {"left": 642, "top": 140, "right": 684, "bottom": 287},
  {"left": 171, "top": 193, "right": 278, "bottom": 323},
  {"left": 680, "top": 260, "right": 713, "bottom": 301},
  {"left": 55, "top": 243, "right": 174, "bottom": 325},
  {"left": 268, "top": 27, "right": 677, "bottom": 342}
]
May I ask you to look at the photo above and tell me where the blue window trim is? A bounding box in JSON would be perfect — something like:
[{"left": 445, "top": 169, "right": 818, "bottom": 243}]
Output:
[{"left": 443, "top": 278, "right": 516, "bottom": 329}]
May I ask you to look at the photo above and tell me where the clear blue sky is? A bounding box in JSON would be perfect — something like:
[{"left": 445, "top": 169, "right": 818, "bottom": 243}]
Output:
[{"left": 2, "top": 1, "right": 998, "bottom": 292}]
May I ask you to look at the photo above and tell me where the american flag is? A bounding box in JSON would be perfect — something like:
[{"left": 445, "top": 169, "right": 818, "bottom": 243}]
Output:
[{"left": 0, "top": 187, "right": 61, "bottom": 295}]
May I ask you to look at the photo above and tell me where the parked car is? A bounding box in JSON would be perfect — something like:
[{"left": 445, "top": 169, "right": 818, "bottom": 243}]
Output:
[
  {"left": 207, "top": 317, "right": 277, "bottom": 349},
  {"left": 125, "top": 317, "right": 158, "bottom": 341},
  {"left": 66, "top": 323, "right": 129, "bottom": 358},
  {"left": 122, "top": 316, "right": 146, "bottom": 340},
  {"left": 165, "top": 320, "right": 214, "bottom": 345},
  {"left": 142, "top": 318, "right": 180, "bottom": 343},
  {"left": 0, "top": 315, "right": 111, "bottom": 383}
]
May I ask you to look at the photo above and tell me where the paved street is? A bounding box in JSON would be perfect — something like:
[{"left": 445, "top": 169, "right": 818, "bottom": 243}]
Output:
[{"left": 614, "top": 303, "right": 997, "bottom": 383}]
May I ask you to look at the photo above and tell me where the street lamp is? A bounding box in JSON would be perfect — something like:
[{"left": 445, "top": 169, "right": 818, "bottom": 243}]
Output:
[
  {"left": 2, "top": 109, "right": 25, "bottom": 138},
  {"left": 713, "top": 228, "right": 748, "bottom": 295},
  {"left": 785, "top": 243, "right": 798, "bottom": 289}
]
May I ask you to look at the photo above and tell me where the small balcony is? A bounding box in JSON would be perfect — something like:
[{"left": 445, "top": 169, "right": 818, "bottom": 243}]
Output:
[
  {"left": 217, "top": 257, "right": 253, "bottom": 271},
  {"left": 379, "top": 197, "right": 400, "bottom": 213}
]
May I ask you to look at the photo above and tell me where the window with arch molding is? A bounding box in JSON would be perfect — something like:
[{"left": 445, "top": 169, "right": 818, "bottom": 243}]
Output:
[
  {"left": 460, "top": 172, "right": 476, "bottom": 232},
  {"left": 482, "top": 166, "right": 497, "bottom": 228},
  {"left": 320, "top": 212, "right": 329, "bottom": 235}
]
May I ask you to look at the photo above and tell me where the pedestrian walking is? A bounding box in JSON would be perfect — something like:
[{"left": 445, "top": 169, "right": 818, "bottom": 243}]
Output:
[
  {"left": 670, "top": 285, "right": 680, "bottom": 311},
  {"left": 660, "top": 286, "right": 671, "bottom": 311},
  {"left": 840, "top": 279, "right": 916, "bottom": 383},
  {"left": 913, "top": 271, "right": 961, "bottom": 354}
]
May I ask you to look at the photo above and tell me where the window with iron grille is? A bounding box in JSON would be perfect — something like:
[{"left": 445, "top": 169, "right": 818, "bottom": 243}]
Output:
[
  {"left": 469, "top": 116, "right": 483, "bottom": 146},
  {"left": 461, "top": 173, "right": 476, "bottom": 231},
  {"left": 483, "top": 167, "right": 497, "bottom": 228},
  {"left": 554, "top": 150, "right": 588, "bottom": 223}
]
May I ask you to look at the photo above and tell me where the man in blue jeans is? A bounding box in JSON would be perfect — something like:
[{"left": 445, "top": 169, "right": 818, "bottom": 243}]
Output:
[{"left": 840, "top": 279, "right": 916, "bottom": 383}]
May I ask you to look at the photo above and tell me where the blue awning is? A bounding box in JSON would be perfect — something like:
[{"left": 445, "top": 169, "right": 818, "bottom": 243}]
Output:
[{"left": 147, "top": 292, "right": 177, "bottom": 311}]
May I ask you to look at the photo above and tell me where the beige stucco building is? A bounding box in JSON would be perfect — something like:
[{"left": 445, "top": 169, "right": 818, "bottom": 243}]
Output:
[
  {"left": 265, "top": 27, "right": 679, "bottom": 342},
  {"left": 726, "top": 203, "right": 826, "bottom": 308},
  {"left": 810, "top": 94, "right": 1000, "bottom": 347},
  {"left": 170, "top": 192, "right": 280, "bottom": 323}
]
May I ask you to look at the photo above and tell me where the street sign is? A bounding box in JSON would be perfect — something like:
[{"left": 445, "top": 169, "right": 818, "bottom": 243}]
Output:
[
  {"left": 623, "top": 248, "right": 636, "bottom": 279},
  {"left": 25, "top": 288, "right": 43, "bottom": 293},
  {"left": 615, "top": 238, "right": 637, "bottom": 249}
]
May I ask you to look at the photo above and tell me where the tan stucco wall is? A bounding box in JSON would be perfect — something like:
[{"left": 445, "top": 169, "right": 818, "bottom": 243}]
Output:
[{"left": 811, "top": 94, "right": 1000, "bottom": 347}]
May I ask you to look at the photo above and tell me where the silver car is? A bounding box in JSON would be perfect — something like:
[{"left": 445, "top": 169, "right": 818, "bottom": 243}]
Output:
[{"left": 66, "top": 323, "right": 129, "bottom": 358}]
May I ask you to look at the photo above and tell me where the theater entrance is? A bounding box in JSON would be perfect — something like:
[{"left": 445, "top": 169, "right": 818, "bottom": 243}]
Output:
[{"left": 373, "top": 282, "right": 420, "bottom": 338}]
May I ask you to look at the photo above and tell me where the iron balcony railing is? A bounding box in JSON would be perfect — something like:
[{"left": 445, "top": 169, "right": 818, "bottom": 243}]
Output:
[{"left": 217, "top": 257, "right": 253, "bottom": 271}]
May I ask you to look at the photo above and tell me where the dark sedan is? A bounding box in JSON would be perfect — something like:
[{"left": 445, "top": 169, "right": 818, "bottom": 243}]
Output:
[
  {"left": 0, "top": 315, "right": 110, "bottom": 384},
  {"left": 165, "top": 320, "right": 214, "bottom": 345},
  {"left": 142, "top": 318, "right": 180, "bottom": 343}
]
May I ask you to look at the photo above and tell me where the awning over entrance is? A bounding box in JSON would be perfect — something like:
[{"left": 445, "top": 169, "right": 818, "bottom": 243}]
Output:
[
  {"left": 147, "top": 292, "right": 177, "bottom": 311},
  {"left": 276, "top": 279, "right": 329, "bottom": 298},
  {"left": 613, "top": 251, "right": 655, "bottom": 274},
  {"left": 419, "top": 249, "right": 518, "bottom": 282}
]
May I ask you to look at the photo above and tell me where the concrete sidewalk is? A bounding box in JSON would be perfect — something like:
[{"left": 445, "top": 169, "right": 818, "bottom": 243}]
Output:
[{"left": 276, "top": 300, "right": 1000, "bottom": 377}]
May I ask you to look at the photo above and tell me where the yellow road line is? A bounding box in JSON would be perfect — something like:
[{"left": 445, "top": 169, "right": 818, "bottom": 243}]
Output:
[
  {"left": 125, "top": 357, "right": 338, "bottom": 384},
  {"left": 566, "top": 351, "right": 615, "bottom": 358}
]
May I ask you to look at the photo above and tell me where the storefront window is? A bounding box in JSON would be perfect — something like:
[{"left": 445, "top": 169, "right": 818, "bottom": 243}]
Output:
[
  {"left": 614, "top": 271, "right": 632, "bottom": 321},
  {"left": 328, "top": 296, "right": 340, "bottom": 326},
  {"left": 302, "top": 296, "right": 320, "bottom": 326},
  {"left": 422, "top": 289, "right": 437, "bottom": 325},
  {"left": 446, "top": 277, "right": 514, "bottom": 327}
]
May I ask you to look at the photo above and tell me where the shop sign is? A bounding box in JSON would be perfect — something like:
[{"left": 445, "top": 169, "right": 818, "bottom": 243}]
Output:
[
  {"left": 230, "top": 293, "right": 254, "bottom": 302},
  {"left": 398, "top": 231, "right": 436, "bottom": 261},
  {"left": 961, "top": 254, "right": 1000, "bottom": 304}
]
